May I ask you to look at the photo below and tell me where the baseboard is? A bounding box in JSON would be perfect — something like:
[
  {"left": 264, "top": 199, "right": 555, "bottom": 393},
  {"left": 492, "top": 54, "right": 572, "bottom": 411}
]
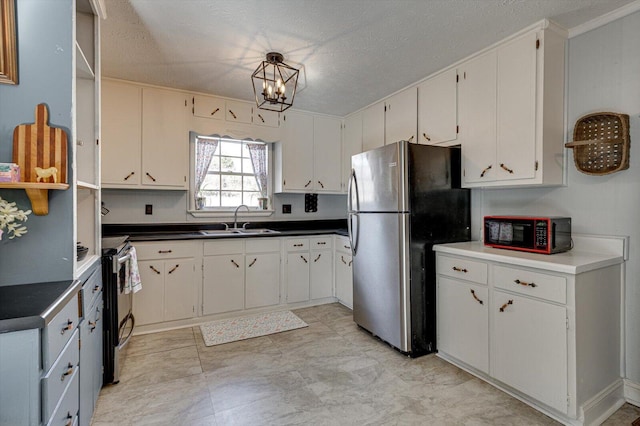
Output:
[
  {"left": 581, "top": 379, "right": 626, "bottom": 426},
  {"left": 625, "top": 379, "right": 640, "bottom": 407}
]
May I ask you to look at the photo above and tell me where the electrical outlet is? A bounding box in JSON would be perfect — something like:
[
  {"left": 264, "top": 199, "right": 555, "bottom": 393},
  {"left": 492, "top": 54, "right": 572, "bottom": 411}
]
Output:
[
  {"left": 145, "top": 204, "right": 153, "bottom": 215},
  {"left": 282, "top": 204, "right": 292, "bottom": 214}
]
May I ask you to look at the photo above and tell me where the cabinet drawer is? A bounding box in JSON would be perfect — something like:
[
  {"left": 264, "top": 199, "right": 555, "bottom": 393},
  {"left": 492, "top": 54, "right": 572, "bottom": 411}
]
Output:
[
  {"left": 80, "top": 265, "right": 102, "bottom": 318},
  {"left": 335, "top": 236, "right": 351, "bottom": 253},
  {"left": 494, "top": 265, "right": 566, "bottom": 304},
  {"left": 204, "top": 240, "right": 244, "bottom": 256},
  {"left": 42, "top": 330, "right": 79, "bottom": 423},
  {"left": 310, "top": 236, "right": 333, "bottom": 250},
  {"left": 246, "top": 238, "right": 280, "bottom": 253},
  {"left": 134, "top": 241, "right": 198, "bottom": 260},
  {"left": 285, "top": 238, "right": 309, "bottom": 251},
  {"left": 43, "top": 294, "right": 80, "bottom": 372},
  {"left": 45, "top": 366, "right": 79, "bottom": 426},
  {"left": 437, "top": 255, "right": 487, "bottom": 284},
  {"left": 193, "top": 94, "right": 224, "bottom": 120}
]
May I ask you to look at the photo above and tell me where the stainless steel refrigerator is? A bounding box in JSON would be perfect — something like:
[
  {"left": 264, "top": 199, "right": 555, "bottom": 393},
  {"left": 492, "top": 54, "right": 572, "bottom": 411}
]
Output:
[{"left": 348, "top": 141, "right": 470, "bottom": 356}]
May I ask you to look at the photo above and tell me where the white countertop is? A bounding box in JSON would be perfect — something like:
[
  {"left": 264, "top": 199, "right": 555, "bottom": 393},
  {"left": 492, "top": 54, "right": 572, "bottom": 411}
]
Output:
[{"left": 433, "top": 236, "right": 626, "bottom": 275}]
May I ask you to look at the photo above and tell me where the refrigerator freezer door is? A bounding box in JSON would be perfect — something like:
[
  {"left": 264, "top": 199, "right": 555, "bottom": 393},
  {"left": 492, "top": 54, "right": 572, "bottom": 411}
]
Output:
[
  {"left": 352, "top": 212, "right": 411, "bottom": 352},
  {"left": 351, "top": 142, "right": 408, "bottom": 213}
]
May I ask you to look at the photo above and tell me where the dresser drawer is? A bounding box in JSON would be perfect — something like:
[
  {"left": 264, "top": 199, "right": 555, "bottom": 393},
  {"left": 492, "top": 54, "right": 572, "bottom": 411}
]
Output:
[
  {"left": 45, "top": 366, "right": 79, "bottom": 426},
  {"left": 133, "top": 241, "right": 198, "bottom": 260},
  {"left": 310, "top": 236, "right": 332, "bottom": 250},
  {"left": 204, "top": 239, "right": 244, "bottom": 256},
  {"left": 245, "top": 238, "right": 280, "bottom": 253},
  {"left": 437, "top": 255, "right": 488, "bottom": 285},
  {"left": 80, "top": 265, "right": 102, "bottom": 318},
  {"left": 494, "top": 265, "right": 566, "bottom": 304},
  {"left": 285, "top": 238, "right": 308, "bottom": 251},
  {"left": 42, "top": 294, "right": 80, "bottom": 372},
  {"left": 42, "top": 330, "right": 79, "bottom": 423}
]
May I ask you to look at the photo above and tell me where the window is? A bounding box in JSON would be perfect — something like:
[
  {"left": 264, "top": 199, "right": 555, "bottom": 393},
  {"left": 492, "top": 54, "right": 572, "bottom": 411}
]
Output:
[{"left": 192, "top": 135, "right": 270, "bottom": 210}]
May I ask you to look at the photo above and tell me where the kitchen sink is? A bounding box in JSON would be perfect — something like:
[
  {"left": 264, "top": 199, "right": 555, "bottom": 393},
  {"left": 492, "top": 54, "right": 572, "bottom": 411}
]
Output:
[
  {"left": 199, "top": 228, "right": 280, "bottom": 236},
  {"left": 235, "top": 228, "right": 280, "bottom": 234}
]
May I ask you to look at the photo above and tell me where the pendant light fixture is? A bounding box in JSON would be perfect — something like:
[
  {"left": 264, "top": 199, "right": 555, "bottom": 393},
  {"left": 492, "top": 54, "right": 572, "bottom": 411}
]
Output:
[{"left": 251, "top": 52, "right": 299, "bottom": 112}]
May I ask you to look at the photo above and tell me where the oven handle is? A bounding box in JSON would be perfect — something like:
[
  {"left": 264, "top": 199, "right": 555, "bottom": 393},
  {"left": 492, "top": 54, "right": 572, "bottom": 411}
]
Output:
[
  {"left": 113, "top": 251, "right": 132, "bottom": 274},
  {"left": 117, "top": 313, "right": 135, "bottom": 350}
]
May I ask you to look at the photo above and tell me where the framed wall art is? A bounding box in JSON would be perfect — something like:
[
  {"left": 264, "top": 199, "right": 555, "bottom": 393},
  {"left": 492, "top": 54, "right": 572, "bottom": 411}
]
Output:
[{"left": 0, "top": 0, "right": 17, "bottom": 85}]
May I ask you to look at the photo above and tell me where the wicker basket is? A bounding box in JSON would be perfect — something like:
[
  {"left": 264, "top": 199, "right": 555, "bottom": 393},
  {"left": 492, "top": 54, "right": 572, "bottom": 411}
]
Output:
[{"left": 565, "top": 112, "right": 630, "bottom": 175}]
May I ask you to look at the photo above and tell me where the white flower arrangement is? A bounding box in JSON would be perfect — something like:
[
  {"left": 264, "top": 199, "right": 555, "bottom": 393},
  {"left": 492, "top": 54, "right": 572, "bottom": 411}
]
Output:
[{"left": 0, "top": 196, "right": 32, "bottom": 240}]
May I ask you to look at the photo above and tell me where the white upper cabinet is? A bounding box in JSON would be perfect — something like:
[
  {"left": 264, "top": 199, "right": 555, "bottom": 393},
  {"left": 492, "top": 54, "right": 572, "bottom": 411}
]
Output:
[
  {"left": 384, "top": 87, "right": 417, "bottom": 145},
  {"left": 225, "top": 99, "right": 252, "bottom": 124},
  {"left": 342, "top": 112, "right": 363, "bottom": 193},
  {"left": 101, "top": 80, "right": 143, "bottom": 187},
  {"left": 361, "top": 101, "right": 385, "bottom": 152},
  {"left": 418, "top": 68, "right": 458, "bottom": 146},
  {"left": 141, "top": 87, "right": 190, "bottom": 188},
  {"left": 459, "top": 22, "right": 566, "bottom": 187},
  {"left": 192, "top": 94, "right": 224, "bottom": 120},
  {"left": 252, "top": 108, "right": 279, "bottom": 128},
  {"left": 313, "top": 116, "right": 342, "bottom": 192}
]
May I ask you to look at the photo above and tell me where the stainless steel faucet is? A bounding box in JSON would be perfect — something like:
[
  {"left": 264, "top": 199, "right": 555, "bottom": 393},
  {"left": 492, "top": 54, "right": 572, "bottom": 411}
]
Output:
[{"left": 233, "top": 204, "right": 250, "bottom": 229}]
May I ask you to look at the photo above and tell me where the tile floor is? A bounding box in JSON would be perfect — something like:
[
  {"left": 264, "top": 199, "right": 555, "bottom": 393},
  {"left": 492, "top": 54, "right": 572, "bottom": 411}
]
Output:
[{"left": 92, "top": 303, "right": 639, "bottom": 425}]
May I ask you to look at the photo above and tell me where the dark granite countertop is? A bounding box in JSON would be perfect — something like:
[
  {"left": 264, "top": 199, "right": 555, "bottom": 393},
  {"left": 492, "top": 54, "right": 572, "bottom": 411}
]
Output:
[
  {"left": 103, "top": 219, "right": 348, "bottom": 242},
  {"left": 0, "top": 280, "right": 81, "bottom": 333}
]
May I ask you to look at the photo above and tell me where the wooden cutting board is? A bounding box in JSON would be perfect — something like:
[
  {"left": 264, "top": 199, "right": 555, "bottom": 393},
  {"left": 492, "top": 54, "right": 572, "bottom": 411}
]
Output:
[{"left": 12, "top": 103, "right": 68, "bottom": 184}]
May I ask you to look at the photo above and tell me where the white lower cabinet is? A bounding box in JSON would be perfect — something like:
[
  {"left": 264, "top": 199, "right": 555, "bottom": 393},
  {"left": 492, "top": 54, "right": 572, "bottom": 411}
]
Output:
[
  {"left": 203, "top": 240, "right": 245, "bottom": 315},
  {"left": 285, "top": 236, "right": 334, "bottom": 303},
  {"left": 434, "top": 242, "right": 624, "bottom": 425},
  {"left": 133, "top": 241, "right": 198, "bottom": 326},
  {"left": 245, "top": 239, "right": 281, "bottom": 309},
  {"left": 334, "top": 236, "right": 353, "bottom": 308},
  {"left": 286, "top": 242, "right": 310, "bottom": 303}
]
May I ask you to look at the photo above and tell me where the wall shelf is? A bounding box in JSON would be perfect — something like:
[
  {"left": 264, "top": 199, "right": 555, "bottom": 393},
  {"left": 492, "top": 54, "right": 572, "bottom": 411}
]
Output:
[{"left": 0, "top": 182, "right": 70, "bottom": 215}]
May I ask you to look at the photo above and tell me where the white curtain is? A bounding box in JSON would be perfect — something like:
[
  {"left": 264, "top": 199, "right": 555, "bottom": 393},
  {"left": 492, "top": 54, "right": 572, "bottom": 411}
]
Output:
[
  {"left": 246, "top": 143, "right": 268, "bottom": 198},
  {"left": 194, "top": 136, "right": 219, "bottom": 203}
]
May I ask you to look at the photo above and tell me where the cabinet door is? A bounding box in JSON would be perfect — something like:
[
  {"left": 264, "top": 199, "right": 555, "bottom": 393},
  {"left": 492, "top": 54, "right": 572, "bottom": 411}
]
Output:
[
  {"left": 335, "top": 252, "right": 353, "bottom": 308},
  {"left": 496, "top": 32, "right": 537, "bottom": 181},
  {"left": 418, "top": 69, "right": 458, "bottom": 145},
  {"left": 101, "top": 80, "right": 142, "bottom": 186},
  {"left": 141, "top": 87, "right": 189, "bottom": 188},
  {"left": 79, "top": 300, "right": 101, "bottom": 426},
  {"left": 203, "top": 255, "right": 245, "bottom": 315},
  {"left": 253, "top": 109, "right": 279, "bottom": 128},
  {"left": 385, "top": 87, "right": 417, "bottom": 145},
  {"left": 310, "top": 250, "right": 333, "bottom": 300},
  {"left": 135, "top": 260, "right": 165, "bottom": 326},
  {"left": 245, "top": 252, "right": 280, "bottom": 309},
  {"left": 362, "top": 101, "right": 385, "bottom": 152},
  {"left": 313, "top": 116, "right": 342, "bottom": 192},
  {"left": 279, "top": 112, "right": 314, "bottom": 191},
  {"left": 164, "top": 258, "right": 196, "bottom": 321},
  {"left": 225, "top": 100, "right": 252, "bottom": 124},
  {"left": 492, "top": 291, "right": 567, "bottom": 413},
  {"left": 459, "top": 51, "right": 497, "bottom": 185},
  {"left": 342, "top": 113, "right": 362, "bottom": 193},
  {"left": 286, "top": 252, "right": 310, "bottom": 303},
  {"left": 193, "top": 94, "right": 224, "bottom": 120},
  {"left": 437, "top": 277, "right": 488, "bottom": 373}
]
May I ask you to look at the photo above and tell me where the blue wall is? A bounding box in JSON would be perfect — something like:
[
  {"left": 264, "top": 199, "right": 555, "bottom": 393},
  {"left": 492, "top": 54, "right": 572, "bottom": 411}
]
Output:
[{"left": 0, "top": 0, "right": 74, "bottom": 285}]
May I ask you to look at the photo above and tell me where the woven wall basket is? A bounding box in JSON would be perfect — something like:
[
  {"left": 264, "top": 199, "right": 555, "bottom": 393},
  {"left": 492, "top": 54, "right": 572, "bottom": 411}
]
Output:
[{"left": 565, "top": 112, "right": 630, "bottom": 175}]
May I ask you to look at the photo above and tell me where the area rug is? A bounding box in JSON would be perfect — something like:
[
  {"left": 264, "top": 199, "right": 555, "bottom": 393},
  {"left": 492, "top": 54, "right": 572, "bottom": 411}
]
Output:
[{"left": 199, "top": 311, "right": 308, "bottom": 346}]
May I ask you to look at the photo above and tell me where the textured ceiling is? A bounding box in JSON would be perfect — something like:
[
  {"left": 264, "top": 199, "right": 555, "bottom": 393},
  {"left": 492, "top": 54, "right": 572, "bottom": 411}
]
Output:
[{"left": 102, "top": 0, "right": 636, "bottom": 116}]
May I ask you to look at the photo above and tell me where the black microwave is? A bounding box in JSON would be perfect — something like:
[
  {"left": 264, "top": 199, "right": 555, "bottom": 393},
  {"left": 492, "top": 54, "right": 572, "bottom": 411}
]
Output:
[{"left": 483, "top": 216, "right": 572, "bottom": 254}]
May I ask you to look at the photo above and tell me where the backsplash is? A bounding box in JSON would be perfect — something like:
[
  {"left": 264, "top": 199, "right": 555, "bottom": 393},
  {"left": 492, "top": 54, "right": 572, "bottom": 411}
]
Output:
[{"left": 101, "top": 189, "right": 348, "bottom": 224}]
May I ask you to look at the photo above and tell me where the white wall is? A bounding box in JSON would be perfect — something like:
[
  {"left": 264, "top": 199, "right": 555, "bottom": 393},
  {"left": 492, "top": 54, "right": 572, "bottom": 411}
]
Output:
[
  {"left": 101, "top": 190, "right": 347, "bottom": 224},
  {"left": 473, "top": 11, "right": 640, "bottom": 384}
]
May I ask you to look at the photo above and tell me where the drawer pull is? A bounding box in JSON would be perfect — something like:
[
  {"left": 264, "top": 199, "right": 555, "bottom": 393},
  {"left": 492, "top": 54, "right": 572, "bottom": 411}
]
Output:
[
  {"left": 230, "top": 259, "right": 240, "bottom": 268},
  {"left": 316, "top": 241, "right": 326, "bottom": 245},
  {"left": 499, "top": 300, "right": 514, "bottom": 312},
  {"left": 480, "top": 164, "right": 492, "bottom": 177},
  {"left": 168, "top": 264, "right": 180, "bottom": 274},
  {"left": 300, "top": 255, "right": 308, "bottom": 264},
  {"left": 61, "top": 363, "right": 74, "bottom": 381},
  {"left": 344, "top": 245, "right": 350, "bottom": 250},
  {"left": 90, "top": 308, "right": 101, "bottom": 332},
  {"left": 145, "top": 172, "right": 157, "bottom": 182},
  {"left": 64, "top": 412, "right": 73, "bottom": 426},
  {"left": 248, "top": 258, "right": 257, "bottom": 267},
  {"left": 470, "top": 289, "right": 484, "bottom": 305},
  {"left": 61, "top": 320, "right": 73, "bottom": 334},
  {"left": 314, "top": 253, "right": 322, "bottom": 262},
  {"left": 500, "top": 163, "right": 514, "bottom": 174},
  {"left": 293, "top": 243, "right": 304, "bottom": 247},
  {"left": 123, "top": 171, "right": 135, "bottom": 181},
  {"left": 452, "top": 266, "right": 468, "bottom": 273},
  {"left": 158, "top": 250, "right": 173, "bottom": 254},
  {"left": 514, "top": 279, "right": 537, "bottom": 288},
  {"left": 92, "top": 284, "right": 101, "bottom": 293},
  {"left": 149, "top": 265, "right": 161, "bottom": 274}
]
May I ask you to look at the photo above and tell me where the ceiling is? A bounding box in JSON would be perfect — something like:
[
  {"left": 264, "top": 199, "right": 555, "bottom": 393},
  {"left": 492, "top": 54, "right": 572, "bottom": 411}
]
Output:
[{"left": 101, "top": 0, "right": 636, "bottom": 117}]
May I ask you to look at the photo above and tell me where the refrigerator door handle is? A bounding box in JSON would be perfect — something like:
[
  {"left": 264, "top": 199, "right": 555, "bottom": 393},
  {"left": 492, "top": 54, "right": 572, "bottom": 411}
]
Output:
[
  {"left": 347, "top": 168, "right": 359, "bottom": 213},
  {"left": 348, "top": 212, "right": 359, "bottom": 256}
]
